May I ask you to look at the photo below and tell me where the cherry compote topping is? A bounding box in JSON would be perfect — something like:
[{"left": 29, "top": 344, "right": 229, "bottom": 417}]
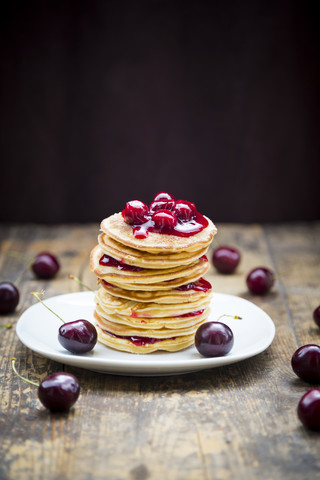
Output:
[
  {"left": 122, "top": 200, "right": 149, "bottom": 225},
  {"left": 153, "top": 192, "right": 176, "bottom": 203},
  {"left": 174, "top": 200, "right": 196, "bottom": 222},
  {"left": 104, "top": 329, "right": 175, "bottom": 347},
  {"left": 291, "top": 345, "right": 320, "bottom": 383},
  {"left": 99, "top": 254, "right": 143, "bottom": 272},
  {"left": 298, "top": 389, "right": 320, "bottom": 430},
  {"left": 195, "top": 322, "right": 234, "bottom": 357},
  {"left": 212, "top": 246, "right": 241, "bottom": 274},
  {"left": 246, "top": 267, "right": 275, "bottom": 294},
  {"left": 176, "top": 278, "right": 212, "bottom": 292},
  {"left": 32, "top": 252, "right": 60, "bottom": 279},
  {"left": 0, "top": 282, "right": 19, "bottom": 314},
  {"left": 38, "top": 372, "right": 80, "bottom": 412},
  {"left": 313, "top": 305, "right": 320, "bottom": 328},
  {"left": 152, "top": 210, "right": 177, "bottom": 232},
  {"left": 122, "top": 192, "right": 208, "bottom": 239}
]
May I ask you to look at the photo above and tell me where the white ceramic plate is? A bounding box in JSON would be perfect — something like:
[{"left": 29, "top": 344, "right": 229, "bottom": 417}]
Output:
[{"left": 16, "top": 291, "right": 275, "bottom": 376}]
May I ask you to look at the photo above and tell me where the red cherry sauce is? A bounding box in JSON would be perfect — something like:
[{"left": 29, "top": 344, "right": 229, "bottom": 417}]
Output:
[
  {"left": 122, "top": 195, "right": 209, "bottom": 239},
  {"left": 102, "top": 280, "right": 119, "bottom": 288},
  {"left": 176, "top": 278, "right": 212, "bottom": 292},
  {"left": 133, "top": 212, "right": 208, "bottom": 239},
  {"left": 177, "top": 309, "right": 204, "bottom": 318},
  {"left": 99, "top": 254, "right": 143, "bottom": 272},
  {"left": 103, "top": 329, "right": 176, "bottom": 346}
]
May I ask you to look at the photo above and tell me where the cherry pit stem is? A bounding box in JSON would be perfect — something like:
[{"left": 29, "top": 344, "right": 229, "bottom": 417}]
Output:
[
  {"left": 11, "top": 357, "right": 39, "bottom": 387},
  {"left": 68, "top": 275, "right": 94, "bottom": 292},
  {"left": 30, "top": 291, "right": 65, "bottom": 324},
  {"left": 0, "top": 323, "right": 12, "bottom": 329}
]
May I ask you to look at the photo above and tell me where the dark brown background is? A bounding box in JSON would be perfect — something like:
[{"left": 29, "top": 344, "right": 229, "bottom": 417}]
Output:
[{"left": 1, "top": 0, "right": 319, "bottom": 224}]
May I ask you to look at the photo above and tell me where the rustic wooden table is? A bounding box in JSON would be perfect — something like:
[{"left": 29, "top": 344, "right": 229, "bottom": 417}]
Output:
[{"left": 1, "top": 222, "right": 320, "bottom": 480}]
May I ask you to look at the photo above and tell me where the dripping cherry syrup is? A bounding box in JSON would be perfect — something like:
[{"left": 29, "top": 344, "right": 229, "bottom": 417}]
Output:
[
  {"left": 176, "top": 278, "right": 211, "bottom": 292},
  {"left": 103, "top": 329, "right": 176, "bottom": 347},
  {"left": 99, "top": 254, "right": 143, "bottom": 272}
]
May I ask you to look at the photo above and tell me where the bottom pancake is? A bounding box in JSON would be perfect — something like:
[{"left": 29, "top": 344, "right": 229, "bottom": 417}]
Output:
[{"left": 96, "top": 323, "right": 196, "bottom": 354}]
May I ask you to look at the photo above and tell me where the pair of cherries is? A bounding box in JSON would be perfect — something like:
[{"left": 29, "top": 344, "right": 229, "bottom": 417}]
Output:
[
  {"left": 212, "top": 245, "right": 275, "bottom": 294},
  {"left": 0, "top": 252, "right": 60, "bottom": 315},
  {"left": 291, "top": 307, "right": 320, "bottom": 430}
]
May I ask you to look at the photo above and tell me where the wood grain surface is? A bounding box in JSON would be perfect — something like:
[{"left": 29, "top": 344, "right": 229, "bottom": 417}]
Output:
[{"left": 1, "top": 222, "right": 320, "bottom": 480}]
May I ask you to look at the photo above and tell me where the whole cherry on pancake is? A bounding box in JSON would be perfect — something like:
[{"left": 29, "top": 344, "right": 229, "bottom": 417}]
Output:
[{"left": 122, "top": 200, "right": 149, "bottom": 225}]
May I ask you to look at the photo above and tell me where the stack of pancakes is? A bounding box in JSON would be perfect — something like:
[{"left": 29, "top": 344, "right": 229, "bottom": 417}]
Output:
[{"left": 90, "top": 212, "right": 217, "bottom": 353}]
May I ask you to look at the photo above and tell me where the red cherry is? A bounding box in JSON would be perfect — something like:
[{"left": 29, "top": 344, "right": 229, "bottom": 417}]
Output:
[
  {"left": 0, "top": 282, "right": 19, "bottom": 314},
  {"left": 152, "top": 210, "right": 177, "bottom": 232},
  {"left": 313, "top": 305, "right": 320, "bottom": 328},
  {"left": 173, "top": 200, "right": 196, "bottom": 222},
  {"left": 212, "top": 246, "right": 241, "bottom": 274},
  {"left": 153, "top": 192, "right": 175, "bottom": 202},
  {"left": 32, "top": 252, "right": 60, "bottom": 279},
  {"left": 298, "top": 389, "right": 320, "bottom": 430},
  {"left": 149, "top": 199, "right": 175, "bottom": 213},
  {"left": 291, "top": 345, "right": 320, "bottom": 383},
  {"left": 122, "top": 200, "right": 149, "bottom": 225},
  {"left": 246, "top": 267, "right": 275, "bottom": 294},
  {"left": 195, "top": 322, "right": 234, "bottom": 357},
  {"left": 38, "top": 372, "right": 80, "bottom": 412}
]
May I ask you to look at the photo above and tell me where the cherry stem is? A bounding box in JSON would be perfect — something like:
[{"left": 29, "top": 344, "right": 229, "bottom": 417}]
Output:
[
  {"left": 68, "top": 274, "right": 94, "bottom": 292},
  {"left": 0, "top": 323, "right": 12, "bottom": 329},
  {"left": 11, "top": 357, "right": 39, "bottom": 387},
  {"left": 30, "top": 291, "right": 65, "bottom": 324},
  {"left": 217, "top": 314, "right": 243, "bottom": 321}
]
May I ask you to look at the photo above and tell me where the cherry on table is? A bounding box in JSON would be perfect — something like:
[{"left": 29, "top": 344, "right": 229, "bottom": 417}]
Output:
[
  {"left": 31, "top": 291, "right": 97, "bottom": 354},
  {"left": 212, "top": 246, "right": 241, "bottom": 274},
  {"left": 246, "top": 267, "right": 275, "bottom": 294},
  {"left": 313, "top": 306, "right": 320, "bottom": 328},
  {"left": 0, "top": 281, "right": 19, "bottom": 314},
  {"left": 32, "top": 252, "right": 60, "bottom": 279},
  {"left": 195, "top": 322, "right": 234, "bottom": 357},
  {"left": 11, "top": 358, "right": 80, "bottom": 412},
  {"left": 297, "top": 389, "right": 320, "bottom": 430},
  {"left": 38, "top": 372, "right": 80, "bottom": 412},
  {"left": 291, "top": 345, "right": 320, "bottom": 383}
]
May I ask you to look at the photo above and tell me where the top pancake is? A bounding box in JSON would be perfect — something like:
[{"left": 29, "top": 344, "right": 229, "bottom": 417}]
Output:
[{"left": 101, "top": 213, "right": 217, "bottom": 253}]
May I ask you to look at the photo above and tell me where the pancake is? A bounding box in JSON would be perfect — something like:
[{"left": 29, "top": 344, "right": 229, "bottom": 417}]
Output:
[
  {"left": 99, "top": 278, "right": 212, "bottom": 304},
  {"left": 96, "top": 322, "right": 196, "bottom": 354},
  {"left": 98, "top": 233, "right": 209, "bottom": 269},
  {"left": 90, "top": 245, "right": 209, "bottom": 286},
  {"left": 95, "top": 287, "right": 212, "bottom": 318},
  {"left": 101, "top": 213, "right": 217, "bottom": 253},
  {"left": 95, "top": 304, "right": 210, "bottom": 329},
  {"left": 95, "top": 311, "right": 206, "bottom": 338}
]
